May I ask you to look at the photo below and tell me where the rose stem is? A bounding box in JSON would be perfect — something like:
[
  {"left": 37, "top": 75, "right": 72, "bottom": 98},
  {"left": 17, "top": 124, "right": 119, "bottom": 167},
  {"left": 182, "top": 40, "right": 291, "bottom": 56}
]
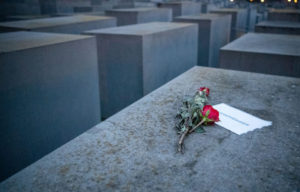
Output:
[
  {"left": 189, "top": 118, "right": 206, "bottom": 133},
  {"left": 178, "top": 128, "right": 189, "bottom": 153}
]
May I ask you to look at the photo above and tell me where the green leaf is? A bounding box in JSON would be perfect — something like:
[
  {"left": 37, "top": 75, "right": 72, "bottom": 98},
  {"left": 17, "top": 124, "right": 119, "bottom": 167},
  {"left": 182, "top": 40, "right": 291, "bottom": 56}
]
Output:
[{"left": 195, "top": 126, "right": 205, "bottom": 133}]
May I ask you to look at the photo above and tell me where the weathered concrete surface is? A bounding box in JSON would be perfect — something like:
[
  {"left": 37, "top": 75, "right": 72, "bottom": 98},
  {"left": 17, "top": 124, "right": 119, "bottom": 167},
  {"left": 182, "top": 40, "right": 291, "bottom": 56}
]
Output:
[
  {"left": 0, "top": 66, "right": 299, "bottom": 192},
  {"left": 83, "top": 22, "right": 198, "bottom": 118},
  {"left": 211, "top": 8, "right": 247, "bottom": 41},
  {"left": 159, "top": 2, "right": 202, "bottom": 18},
  {"left": 105, "top": 8, "right": 172, "bottom": 26},
  {"left": 0, "top": 31, "right": 101, "bottom": 182},
  {"left": 255, "top": 21, "right": 300, "bottom": 35},
  {"left": 174, "top": 14, "right": 231, "bottom": 67},
  {"left": 0, "top": 15, "right": 117, "bottom": 34},
  {"left": 268, "top": 9, "right": 300, "bottom": 22},
  {"left": 220, "top": 33, "right": 300, "bottom": 77}
]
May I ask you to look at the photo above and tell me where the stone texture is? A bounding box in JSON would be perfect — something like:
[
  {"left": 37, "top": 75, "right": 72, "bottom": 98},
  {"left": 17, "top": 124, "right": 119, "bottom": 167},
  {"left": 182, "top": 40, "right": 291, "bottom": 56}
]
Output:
[
  {"left": 0, "top": 31, "right": 101, "bottom": 182},
  {"left": 105, "top": 8, "right": 172, "bottom": 26},
  {"left": 83, "top": 22, "right": 198, "bottom": 118},
  {"left": 268, "top": 9, "right": 300, "bottom": 22},
  {"left": 0, "top": 15, "right": 117, "bottom": 34},
  {"left": 255, "top": 21, "right": 300, "bottom": 35},
  {"left": 210, "top": 8, "right": 248, "bottom": 41},
  {"left": 220, "top": 33, "right": 300, "bottom": 77},
  {"left": 158, "top": 2, "right": 202, "bottom": 18},
  {"left": 0, "top": 66, "right": 299, "bottom": 192},
  {"left": 174, "top": 14, "right": 231, "bottom": 67}
]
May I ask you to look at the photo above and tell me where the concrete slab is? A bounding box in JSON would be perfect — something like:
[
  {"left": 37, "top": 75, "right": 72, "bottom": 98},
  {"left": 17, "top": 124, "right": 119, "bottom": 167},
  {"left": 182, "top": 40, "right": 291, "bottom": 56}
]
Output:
[
  {"left": 174, "top": 14, "right": 231, "bottom": 67},
  {"left": 210, "top": 8, "right": 248, "bottom": 41},
  {"left": 0, "top": 15, "right": 117, "bottom": 34},
  {"left": 40, "top": 0, "right": 91, "bottom": 14},
  {"left": 0, "top": 66, "right": 299, "bottom": 192},
  {"left": 158, "top": 2, "right": 202, "bottom": 18},
  {"left": 247, "top": 7, "right": 257, "bottom": 32},
  {"left": 83, "top": 22, "right": 198, "bottom": 118},
  {"left": 105, "top": 8, "right": 172, "bottom": 26},
  {"left": 73, "top": 6, "right": 93, "bottom": 13},
  {"left": 220, "top": 33, "right": 300, "bottom": 77},
  {"left": 268, "top": 9, "right": 300, "bottom": 22},
  {"left": 0, "top": 31, "right": 101, "bottom": 182},
  {"left": 200, "top": 3, "right": 218, "bottom": 13},
  {"left": 255, "top": 21, "right": 300, "bottom": 35}
]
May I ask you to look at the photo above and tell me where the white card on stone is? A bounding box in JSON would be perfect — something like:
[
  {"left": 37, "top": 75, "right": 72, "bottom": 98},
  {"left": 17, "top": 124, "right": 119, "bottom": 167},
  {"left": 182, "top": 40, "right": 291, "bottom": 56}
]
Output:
[{"left": 213, "top": 103, "right": 272, "bottom": 135}]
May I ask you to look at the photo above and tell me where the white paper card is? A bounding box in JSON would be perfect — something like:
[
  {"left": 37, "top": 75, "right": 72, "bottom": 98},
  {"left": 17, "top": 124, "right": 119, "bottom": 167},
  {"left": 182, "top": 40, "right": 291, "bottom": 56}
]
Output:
[{"left": 213, "top": 103, "right": 272, "bottom": 135}]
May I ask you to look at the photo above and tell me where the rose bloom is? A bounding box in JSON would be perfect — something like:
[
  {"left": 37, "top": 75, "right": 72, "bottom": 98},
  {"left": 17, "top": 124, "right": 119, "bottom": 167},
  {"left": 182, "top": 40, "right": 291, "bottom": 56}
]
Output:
[
  {"left": 202, "top": 105, "right": 219, "bottom": 124},
  {"left": 199, "top": 87, "right": 210, "bottom": 97}
]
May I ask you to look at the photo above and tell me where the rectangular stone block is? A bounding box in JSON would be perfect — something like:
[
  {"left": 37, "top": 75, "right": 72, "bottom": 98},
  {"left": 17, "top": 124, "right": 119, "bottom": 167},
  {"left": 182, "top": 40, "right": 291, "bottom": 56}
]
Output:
[
  {"left": 0, "top": 0, "right": 41, "bottom": 16},
  {"left": 220, "top": 33, "right": 300, "bottom": 77},
  {"left": 0, "top": 31, "right": 101, "bottom": 182},
  {"left": 268, "top": 9, "right": 300, "bottom": 22},
  {"left": 201, "top": 3, "right": 218, "bottom": 13},
  {"left": 73, "top": 6, "right": 93, "bottom": 13},
  {"left": 211, "top": 8, "right": 248, "bottom": 41},
  {"left": 246, "top": 7, "right": 257, "bottom": 32},
  {"left": 105, "top": 8, "right": 172, "bottom": 26},
  {"left": 0, "top": 15, "right": 117, "bottom": 34},
  {"left": 40, "top": 0, "right": 91, "bottom": 14},
  {"left": 83, "top": 22, "right": 198, "bottom": 118},
  {"left": 159, "top": 2, "right": 202, "bottom": 18},
  {"left": 174, "top": 14, "right": 231, "bottom": 67},
  {"left": 1, "top": 66, "right": 299, "bottom": 192},
  {"left": 255, "top": 21, "right": 300, "bottom": 35}
]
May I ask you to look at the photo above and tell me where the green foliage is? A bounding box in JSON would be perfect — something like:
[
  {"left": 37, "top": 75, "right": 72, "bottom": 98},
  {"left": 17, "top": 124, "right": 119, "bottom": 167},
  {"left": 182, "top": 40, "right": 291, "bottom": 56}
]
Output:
[{"left": 176, "top": 90, "right": 208, "bottom": 134}]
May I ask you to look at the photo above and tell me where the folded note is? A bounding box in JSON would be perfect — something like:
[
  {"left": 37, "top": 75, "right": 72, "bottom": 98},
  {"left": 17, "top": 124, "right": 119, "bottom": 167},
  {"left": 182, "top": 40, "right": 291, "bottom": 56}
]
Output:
[{"left": 213, "top": 103, "right": 272, "bottom": 135}]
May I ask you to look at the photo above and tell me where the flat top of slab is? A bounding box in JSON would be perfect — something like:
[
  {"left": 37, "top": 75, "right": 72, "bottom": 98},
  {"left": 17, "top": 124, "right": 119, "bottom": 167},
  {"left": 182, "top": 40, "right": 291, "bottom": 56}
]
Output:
[
  {"left": 1, "top": 66, "right": 299, "bottom": 192},
  {"left": 269, "top": 8, "right": 300, "bottom": 14},
  {"left": 175, "top": 13, "right": 229, "bottom": 21},
  {"left": 211, "top": 8, "right": 246, "bottom": 13},
  {"left": 0, "top": 15, "right": 115, "bottom": 30},
  {"left": 0, "top": 31, "right": 92, "bottom": 53},
  {"left": 256, "top": 21, "right": 300, "bottom": 28},
  {"left": 221, "top": 33, "right": 300, "bottom": 56},
  {"left": 84, "top": 22, "right": 196, "bottom": 36},
  {"left": 106, "top": 7, "right": 162, "bottom": 12}
]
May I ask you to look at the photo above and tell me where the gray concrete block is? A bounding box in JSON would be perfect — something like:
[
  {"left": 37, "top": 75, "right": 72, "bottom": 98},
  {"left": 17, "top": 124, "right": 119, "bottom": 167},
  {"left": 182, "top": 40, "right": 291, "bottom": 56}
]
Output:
[
  {"left": 105, "top": 8, "right": 172, "bottom": 26},
  {"left": 255, "top": 21, "right": 300, "bottom": 35},
  {"left": 0, "top": 15, "right": 117, "bottom": 34},
  {"left": 0, "top": 31, "right": 101, "bottom": 182},
  {"left": 201, "top": 3, "right": 218, "bottom": 13},
  {"left": 159, "top": 2, "right": 202, "bottom": 18},
  {"left": 247, "top": 7, "right": 257, "bottom": 32},
  {"left": 210, "top": 8, "right": 248, "bottom": 41},
  {"left": 268, "top": 9, "right": 300, "bottom": 22},
  {"left": 174, "top": 14, "right": 231, "bottom": 67},
  {"left": 40, "top": 0, "right": 91, "bottom": 14},
  {"left": 1, "top": 66, "right": 299, "bottom": 192},
  {"left": 83, "top": 22, "right": 198, "bottom": 118},
  {"left": 73, "top": 6, "right": 93, "bottom": 13},
  {"left": 220, "top": 33, "right": 300, "bottom": 77}
]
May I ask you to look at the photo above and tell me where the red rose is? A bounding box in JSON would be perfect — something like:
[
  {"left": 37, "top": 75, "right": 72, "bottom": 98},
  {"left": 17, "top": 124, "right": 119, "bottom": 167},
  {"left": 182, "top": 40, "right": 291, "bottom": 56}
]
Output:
[
  {"left": 199, "top": 87, "right": 210, "bottom": 97},
  {"left": 202, "top": 105, "right": 219, "bottom": 124}
]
